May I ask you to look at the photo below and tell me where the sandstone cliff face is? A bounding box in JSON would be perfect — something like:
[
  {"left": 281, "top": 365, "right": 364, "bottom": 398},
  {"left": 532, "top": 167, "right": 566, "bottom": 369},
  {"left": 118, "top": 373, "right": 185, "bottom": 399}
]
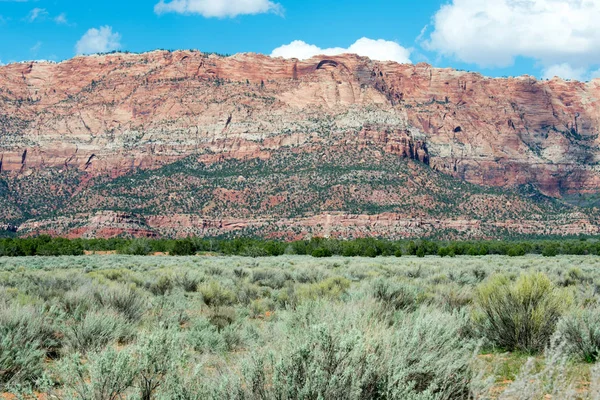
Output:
[{"left": 1, "top": 51, "right": 600, "bottom": 238}]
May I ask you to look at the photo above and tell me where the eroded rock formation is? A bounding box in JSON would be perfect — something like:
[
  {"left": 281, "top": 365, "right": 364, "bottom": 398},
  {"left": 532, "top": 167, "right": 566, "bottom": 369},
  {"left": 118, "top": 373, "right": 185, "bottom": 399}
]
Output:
[{"left": 1, "top": 51, "right": 600, "bottom": 238}]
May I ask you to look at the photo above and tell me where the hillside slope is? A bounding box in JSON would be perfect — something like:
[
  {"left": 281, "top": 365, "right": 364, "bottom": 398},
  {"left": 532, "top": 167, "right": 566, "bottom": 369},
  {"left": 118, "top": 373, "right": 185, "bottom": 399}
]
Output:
[{"left": 1, "top": 51, "right": 600, "bottom": 238}]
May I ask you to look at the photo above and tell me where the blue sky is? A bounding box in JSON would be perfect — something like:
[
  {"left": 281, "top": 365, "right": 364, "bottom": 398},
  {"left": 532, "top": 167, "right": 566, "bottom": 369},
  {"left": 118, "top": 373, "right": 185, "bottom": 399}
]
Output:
[{"left": 1, "top": 0, "right": 599, "bottom": 81}]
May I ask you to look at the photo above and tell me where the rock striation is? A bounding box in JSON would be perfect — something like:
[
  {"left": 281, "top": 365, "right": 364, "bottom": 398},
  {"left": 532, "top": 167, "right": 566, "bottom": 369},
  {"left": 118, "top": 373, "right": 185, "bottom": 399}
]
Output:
[{"left": 1, "top": 51, "right": 600, "bottom": 238}]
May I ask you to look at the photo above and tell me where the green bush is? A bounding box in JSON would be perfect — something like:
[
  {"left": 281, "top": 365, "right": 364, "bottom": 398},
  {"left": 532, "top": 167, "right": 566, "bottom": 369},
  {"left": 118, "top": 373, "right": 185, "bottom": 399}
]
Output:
[
  {"left": 119, "top": 238, "right": 153, "bottom": 255},
  {"left": 555, "top": 307, "right": 600, "bottom": 363},
  {"left": 311, "top": 247, "right": 333, "bottom": 258},
  {"left": 0, "top": 303, "right": 61, "bottom": 359},
  {"left": 474, "top": 272, "right": 569, "bottom": 353},
  {"left": 199, "top": 281, "right": 236, "bottom": 308},
  {"left": 542, "top": 244, "right": 559, "bottom": 257},
  {"left": 298, "top": 276, "right": 350, "bottom": 301},
  {"left": 170, "top": 239, "right": 195, "bottom": 256}
]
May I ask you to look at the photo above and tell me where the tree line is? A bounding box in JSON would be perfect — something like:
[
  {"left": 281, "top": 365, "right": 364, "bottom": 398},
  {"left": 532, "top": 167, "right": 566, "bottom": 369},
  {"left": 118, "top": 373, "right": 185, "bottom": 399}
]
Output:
[{"left": 0, "top": 235, "right": 598, "bottom": 257}]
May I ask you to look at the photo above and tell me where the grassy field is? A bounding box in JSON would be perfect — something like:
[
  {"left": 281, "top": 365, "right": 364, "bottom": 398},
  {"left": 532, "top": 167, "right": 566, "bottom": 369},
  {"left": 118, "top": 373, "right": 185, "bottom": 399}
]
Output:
[{"left": 2, "top": 255, "right": 600, "bottom": 399}]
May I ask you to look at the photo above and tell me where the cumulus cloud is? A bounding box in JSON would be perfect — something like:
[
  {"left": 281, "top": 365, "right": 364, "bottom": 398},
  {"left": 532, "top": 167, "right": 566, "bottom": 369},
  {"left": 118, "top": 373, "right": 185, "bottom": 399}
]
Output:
[
  {"left": 75, "top": 26, "right": 121, "bottom": 55},
  {"left": 271, "top": 38, "right": 412, "bottom": 64},
  {"left": 425, "top": 0, "right": 600, "bottom": 80},
  {"left": 541, "top": 64, "right": 589, "bottom": 81},
  {"left": 154, "top": 0, "right": 283, "bottom": 18}
]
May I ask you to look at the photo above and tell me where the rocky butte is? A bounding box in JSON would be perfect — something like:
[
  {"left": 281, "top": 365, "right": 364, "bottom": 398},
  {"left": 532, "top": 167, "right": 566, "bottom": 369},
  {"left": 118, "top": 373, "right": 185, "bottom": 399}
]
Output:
[{"left": 1, "top": 50, "right": 600, "bottom": 239}]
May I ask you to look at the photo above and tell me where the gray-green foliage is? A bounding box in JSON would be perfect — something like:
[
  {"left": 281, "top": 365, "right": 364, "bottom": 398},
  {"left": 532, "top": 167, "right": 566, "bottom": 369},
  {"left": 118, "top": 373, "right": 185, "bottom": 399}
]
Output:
[
  {"left": 206, "top": 301, "right": 476, "bottom": 400},
  {"left": 473, "top": 272, "right": 569, "bottom": 353},
  {"left": 135, "top": 329, "right": 186, "bottom": 400},
  {"left": 64, "top": 310, "right": 133, "bottom": 354},
  {"left": 96, "top": 285, "right": 147, "bottom": 321},
  {"left": 555, "top": 307, "right": 600, "bottom": 363},
  {"left": 4, "top": 255, "right": 600, "bottom": 397},
  {"left": 59, "top": 348, "right": 137, "bottom": 400},
  {"left": 372, "top": 278, "right": 423, "bottom": 311},
  {"left": 0, "top": 303, "right": 58, "bottom": 386}
]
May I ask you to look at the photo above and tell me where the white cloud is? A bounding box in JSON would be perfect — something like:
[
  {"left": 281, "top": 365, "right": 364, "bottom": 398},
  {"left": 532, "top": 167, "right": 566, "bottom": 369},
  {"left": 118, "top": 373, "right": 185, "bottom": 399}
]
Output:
[
  {"left": 271, "top": 38, "right": 412, "bottom": 64},
  {"left": 54, "top": 13, "right": 67, "bottom": 25},
  {"left": 541, "top": 64, "right": 589, "bottom": 81},
  {"left": 425, "top": 0, "right": 600, "bottom": 80},
  {"left": 75, "top": 26, "right": 121, "bottom": 55},
  {"left": 27, "top": 7, "right": 48, "bottom": 22},
  {"left": 154, "top": 0, "right": 282, "bottom": 18}
]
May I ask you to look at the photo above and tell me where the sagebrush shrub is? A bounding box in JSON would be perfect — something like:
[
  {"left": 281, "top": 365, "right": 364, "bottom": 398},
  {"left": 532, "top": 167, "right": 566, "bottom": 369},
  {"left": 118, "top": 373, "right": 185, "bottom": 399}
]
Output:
[
  {"left": 0, "top": 327, "right": 45, "bottom": 386},
  {"left": 187, "top": 318, "right": 227, "bottom": 353},
  {"left": 96, "top": 285, "right": 147, "bottom": 321},
  {"left": 64, "top": 310, "right": 133, "bottom": 353},
  {"left": 214, "top": 301, "right": 476, "bottom": 400},
  {"left": 0, "top": 303, "right": 61, "bottom": 358},
  {"left": 59, "top": 348, "right": 137, "bottom": 400},
  {"left": 555, "top": 307, "right": 600, "bottom": 363},
  {"left": 297, "top": 276, "right": 350, "bottom": 301},
  {"left": 381, "top": 307, "right": 476, "bottom": 399},
  {"left": 200, "top": 281, "right": 236, "bottom": 308},
  {"left": 134, "top": 329, "right": 185, "bottom": 400},
  {"left": 372, "top": 278, "right": 423, "bottom": 311},
  {"left": 474, "top": 272, "right": 569, "bottom": 353}
]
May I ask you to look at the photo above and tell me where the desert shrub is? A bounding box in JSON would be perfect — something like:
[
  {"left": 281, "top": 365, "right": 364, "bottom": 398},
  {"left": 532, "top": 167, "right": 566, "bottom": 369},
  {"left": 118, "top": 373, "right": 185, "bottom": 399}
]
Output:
[
  {"left": 134, "top": 329, "right": 185, "bottom": 400},
  {"left": 251, "top": 269, "right": 292, "bottom": 289},
  {"left": 187, "top": 317, "right": 226, "bottom": 353},
  {"left": 152, "top": 292, "right": 190, "bottom": 329},
  {"left": 434, "top": 284, "right": 472, "bottom": 311},
  {"left": 555, "top": 307, "right": 600, "bottom": 363},
  {"left": 0, "top": 303, "right": 61, "bottom": 358},
  {"left": 298, "top": 276, "right": 350, "bottom": 301},
  {"left": 241, "top": 245, "right": 269, "bottom": 258},
  {"left": 380, "top": 308, "right": 476, "bottom": 399},
  {"left": 64, "top": 310, "right": 133, "bottom": 354},
  {"left": 207, "top": 306, "right": 237, "bottom": 331},
  {"left": 225, "top": 302, "right": 475, "bottom": 400},
  {"left": 59, "top": 348, "right": 137, "bottom": 400},
  {"left": 62, "top": 286, "right": 96, "bottom": 318},
  {"left": 0, "top": 327, "right": 45, "bottom": 387},
  {"left": 149, "top": 275, "right": 174, "bottom": 296},
  {"left": 199, "top": 281, "right": 236, "bottom": 308},
  {"left": 473, "top": 272, "right": 569, "bottom": 353},
  {"left": 96, "top": 285, "right": 147, "bottom": 322},
  {"left": 372, "top": 278, "right": 423, "bottom": 311},
  {"left": 175, "top": 272, "right": 202, "bottom": 292},
  {"left": 558, "top": 267, "right": 592, "bottom": 287}
]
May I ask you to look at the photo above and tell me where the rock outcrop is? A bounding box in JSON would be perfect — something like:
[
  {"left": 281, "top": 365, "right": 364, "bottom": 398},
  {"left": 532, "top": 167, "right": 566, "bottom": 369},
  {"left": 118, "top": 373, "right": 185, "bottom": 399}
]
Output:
[{"left": 1, "top": 51, "right": 600, "bottom": 238}]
